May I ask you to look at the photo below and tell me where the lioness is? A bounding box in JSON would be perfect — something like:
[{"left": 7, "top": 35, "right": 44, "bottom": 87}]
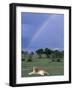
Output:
[{"left": 28, "top": 66, "right": 49, "bottom": 76}]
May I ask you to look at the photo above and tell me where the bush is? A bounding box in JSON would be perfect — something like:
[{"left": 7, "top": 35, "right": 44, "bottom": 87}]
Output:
[
  {"left": 27, "top": 58, "right": 32, "bottom": 62},
  {"left": 52, "top": 59, "right": 55, "bottom": 62},
  {"left": 57, "top": 59, "right": 60, "bottom": 62},
  {"left": 22, "top": 58, "right": 25, "bottom": 61}
]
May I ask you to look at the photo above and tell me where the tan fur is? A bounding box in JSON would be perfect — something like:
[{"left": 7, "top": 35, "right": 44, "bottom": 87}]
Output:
[{"left": 28, "top": 66, "right": 49, "bottom": 76}]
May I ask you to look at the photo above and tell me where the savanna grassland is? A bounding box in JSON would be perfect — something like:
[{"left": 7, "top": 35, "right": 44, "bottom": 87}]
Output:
[{"left": 21, "top": 48, "right": 64, "bottom": 77}]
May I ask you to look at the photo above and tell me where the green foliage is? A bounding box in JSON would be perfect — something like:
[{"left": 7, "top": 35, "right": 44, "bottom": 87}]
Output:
[
  {"left": 54, "top": 50, "right": 64, "bottom": 59},
  {"left": 44, "top": 48, "right": 53, "bottom": 58},
  {"left": 27, "top": 58, "right": 32, "bottom": 62},
  {"left": 27, "top": 53, "right": 33, "bottom": 62},
  {"left": 30, "top": 52, "right": 34, "bottom": 55},
  {"left": 21, "top": 49, "right": 64, "bottom": 62},
  {"left": 52, "top": 59, "right": 55, "bottom": 62},
  {"left": 36, "top": 48, "right": 43, "bottom": 58},
  {"left": 22, "top": 50, "right": 28, "bottom": 55},
  {"left": 22, "top": 58, "right": 25, "bottom": 61},
  {"left": 57, "top": 58, "right": 61, "bottom": 62}
]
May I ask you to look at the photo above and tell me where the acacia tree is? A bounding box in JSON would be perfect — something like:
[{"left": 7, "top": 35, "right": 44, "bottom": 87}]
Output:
[
  {"left": 44, "top": 48, "right": 53, "bottom": 58},
  {"left": 54, "top": 50, "right": 64, "bottom": 58},
  {"left": 59, "top": 51, "right": 64, "bottom": 58},
  {"left": 53, "top": 50, "right": 64, "bottom": 62},
  {"left": 36, "top": 49, "right": 43, "bottom": 58}
]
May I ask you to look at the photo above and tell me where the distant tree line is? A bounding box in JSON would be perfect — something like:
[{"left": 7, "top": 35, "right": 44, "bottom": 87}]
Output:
[
  {"left": 36, "top": 48, "right": 64, "bottom": 59},
  {"left": 22, "top": 48, "right": 64, "bottom": 62}
]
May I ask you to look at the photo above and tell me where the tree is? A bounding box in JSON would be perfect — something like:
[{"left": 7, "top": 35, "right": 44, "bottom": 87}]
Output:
[
  {"left": 54, "top": 50, "right": 60, "bottom": 58},
  {"left": 21, "top": 50, "right": 28, "bottom": 60},
  {"left": 22, "top": 50, "right": 25, "bottom": 54},
  {"left": 54, "top": 50, "right": 64, "bottom": 59},
  {"left": 21, "top": 50, "right": 28, "bottom": 56},
  {"left": 60, "top": 51, "right": 64, "bottom": 58},
  {"left": 36, "top": 49, "right": 43, "bottom": 58},
  {"left": 44, "top": 48, "right": 53, "bottom": 58},
  {"left": 30, "top": 51, "right": 34, "bottom": 56},
  {"left": 50, "top": 53, "right": 56, "bottom": 62}
]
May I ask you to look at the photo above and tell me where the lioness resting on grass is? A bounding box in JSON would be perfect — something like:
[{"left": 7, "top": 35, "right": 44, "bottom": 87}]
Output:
[{"left": 28, "top": 66, "right": 49, "bottom": 76}]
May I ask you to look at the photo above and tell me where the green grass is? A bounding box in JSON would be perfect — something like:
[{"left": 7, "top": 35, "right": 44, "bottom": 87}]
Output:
[{"left": 21, "top": 56, "right": 64, "bottom": 77}]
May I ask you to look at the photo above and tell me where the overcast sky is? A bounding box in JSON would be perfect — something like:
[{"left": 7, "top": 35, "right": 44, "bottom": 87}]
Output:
[{"left": 21, "top": 12, "right": 64, "bottom": 51}]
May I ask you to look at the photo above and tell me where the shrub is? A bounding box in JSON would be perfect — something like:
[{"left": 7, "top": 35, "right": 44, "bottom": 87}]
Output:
[
  {"left": 52, "top": 59, "right": 55, "bottom": 62},
  {"left": 27, "top": 58, "right": 32, "bottom": 62},
  {"left": 57, "top": 58, "right": 60, "bottom": 62},
  {"left": 22, "top": 58, "right": 25, "bottom": 61}
]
